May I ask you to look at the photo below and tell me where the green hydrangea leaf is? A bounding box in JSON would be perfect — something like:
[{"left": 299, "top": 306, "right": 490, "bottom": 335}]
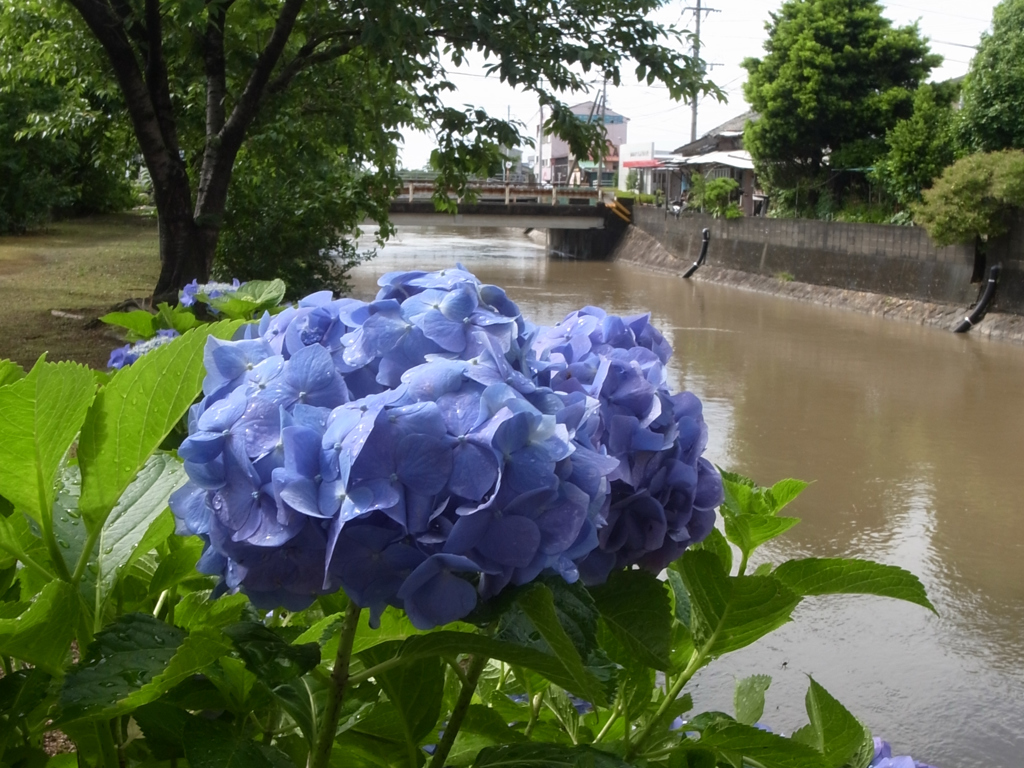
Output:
[
  {"left": 222, "top": 622, "right": 320, "bottom": 687},
  {"left": 59, "top": 613, "right": 230, "bottom": 724},
  {"left": 0, "top": 358, "right": 95, "bottom": 525},
  {"left": 517, "top": 583, "right": 609, "bottom": 706},
  {"left": 183, "top": 717, "right": 280, "bottom": 768},
  {"left": 99, "top": 310, "right": 157, "bottom": 340},
  {"left": 0, "top": 360, "right": 25, "bottom": 387},
  {"left": 361, "top": 641, "right": 445, "bottom": 747},
  {"left": 679, "top": 550, "right": 800, "bottom": 658},
  {"left": 0, "top": 580, "right": 78, "bottom": 674},
  {"left": 793, "top": 677, "right": 870, "bottom": 768},
  {"left": 77, "top": 321, "right": 242, "bottom": 529},
  {"left": 735, "top": 674, "right": 772, "bottom": 725},
  {"left": 94, "top": 454, "right": 185, "bottom": 617},
  {"left": 773, "top": 558, "right": 935, "bottom": 612},
  {"left": 700, "top": 721, "right": 829, "bottom": 768},
  {"left": 472, "top": 743, "right": 634, "bottom": 767},
  {"left": 589, "top": 568, "right": 673, "bottom": 671}
]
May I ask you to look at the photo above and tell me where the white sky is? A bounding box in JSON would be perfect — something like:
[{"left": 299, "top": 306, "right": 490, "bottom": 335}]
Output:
[{"left": 397, "top": 0, "right": 1000, "bottom": 169}]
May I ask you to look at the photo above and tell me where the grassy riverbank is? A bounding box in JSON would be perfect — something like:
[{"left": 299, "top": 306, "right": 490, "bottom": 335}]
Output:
[{"left": 0, "top": 213, "right": 160, "bottom": 369}]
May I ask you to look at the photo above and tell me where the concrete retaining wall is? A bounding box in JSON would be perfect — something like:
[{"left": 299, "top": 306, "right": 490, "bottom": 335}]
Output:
[{"left": 628, "top": 207, "right": 995, "bottom": 309}]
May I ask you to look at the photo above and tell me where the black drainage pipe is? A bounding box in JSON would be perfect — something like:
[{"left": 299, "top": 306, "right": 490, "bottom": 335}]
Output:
[
  {"left": 683, "top": 228, "right": 712, "bottom": 278},
  {"left": 954, "top": 264, "right": 1001, "bottom": 333}
]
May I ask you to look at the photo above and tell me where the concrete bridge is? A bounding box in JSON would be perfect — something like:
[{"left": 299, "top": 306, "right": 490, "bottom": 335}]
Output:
[
  {"left": 374, "top": 178, "right": 634, "bottom": 258},
  {"left": 387, "top": 200, "right": 622, "bottom": 230},
  {"left": 382, "top": 199, "right": 632, "bottom": 259}
]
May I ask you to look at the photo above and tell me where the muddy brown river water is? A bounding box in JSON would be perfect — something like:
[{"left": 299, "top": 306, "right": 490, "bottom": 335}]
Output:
[{"left": 350, "top": 226, "right": 1024, "bottom": 768}]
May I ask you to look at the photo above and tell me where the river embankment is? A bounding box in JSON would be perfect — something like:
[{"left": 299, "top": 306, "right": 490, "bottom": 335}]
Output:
[{"left": 614, "top": 209, "right": 1024, "bottom": 345}]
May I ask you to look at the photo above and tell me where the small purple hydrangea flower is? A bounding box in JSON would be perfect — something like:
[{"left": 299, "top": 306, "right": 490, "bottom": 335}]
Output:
[
  {"left": 107, "top": 329, "right": 180, "bottom": 369},
  {"left": 180, "top": 278, "right": 242, "bottom": 309},
  {"left": 870, "top": 738, "right": 938, "bottom": 768}
]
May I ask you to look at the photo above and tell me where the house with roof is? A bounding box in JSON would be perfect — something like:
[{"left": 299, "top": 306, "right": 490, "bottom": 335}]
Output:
[
  {"left": 671, "top": 111, "right": 763, "bottom": 216},
  {"left": 539, "top": 101, "right": 628, "bottom": 186}
]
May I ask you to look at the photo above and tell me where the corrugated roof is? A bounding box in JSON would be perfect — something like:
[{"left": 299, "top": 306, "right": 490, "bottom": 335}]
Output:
[
  {"left": 672, "top": 111, "right": 758, "bottom": 155},
  {"left": 669, "top": 150, "right": 755, "bottom": 170}
]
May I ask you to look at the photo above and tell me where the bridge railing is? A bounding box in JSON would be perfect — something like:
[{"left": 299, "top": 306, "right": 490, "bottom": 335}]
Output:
[{"left": 397, "top": 180, "right": 616, "bottom": 206}]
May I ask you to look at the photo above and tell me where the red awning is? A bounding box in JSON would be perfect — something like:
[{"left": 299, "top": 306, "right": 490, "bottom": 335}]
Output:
[{"left": 622, "top": 159, "right": 664, "bottom": 168}]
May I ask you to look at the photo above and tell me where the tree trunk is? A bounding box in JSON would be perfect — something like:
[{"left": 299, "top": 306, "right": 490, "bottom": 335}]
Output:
[{"left": 151, "top": 170, "right": 218, "bottom": 302}]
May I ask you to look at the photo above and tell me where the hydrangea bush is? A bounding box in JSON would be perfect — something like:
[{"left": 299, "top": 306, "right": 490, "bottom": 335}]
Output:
[
  {"left": 0, "top": 265, "right": 941, "bottom": 768},
  {"left": 170, "top": 266, "right": 721, "bottom": 626}
]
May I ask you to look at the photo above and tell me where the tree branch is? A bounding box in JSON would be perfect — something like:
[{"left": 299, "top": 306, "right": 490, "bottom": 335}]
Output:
[
  {"left": 109, "top": 0, "right": 149, "bottom": 48},
  {"left": 63, "top": 0, "right": 178, "bottom": 192},
  {"left": 266, "top": 30, "right": 360, "bottom": 95},
  {"left": 144, "top": 0, "right": 181, "bottom": 157},
  {"left": 219, "top": 0, "right": 306, "bottom": 150},
  {"left": 204, "top": 1, "right": 229, "bottom": 135}
]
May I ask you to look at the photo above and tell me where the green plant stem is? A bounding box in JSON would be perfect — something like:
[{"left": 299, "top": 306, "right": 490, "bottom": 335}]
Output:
[
  {"left": 444, "top": 655, "right": 470, "bottom": 687},
  {"left": 166, "top": 586, "right": 177, "bottom": 625},
  {"left": 626, "top": 646, "right": 710, "bottom": 760},
  {"left": 72, "top": 526, "right": 102, "bottom": 584},
  {"left": 0, "top": 543, "right": 54, "bottom": 583},
  {"left": 152, "top": 589, "right": 169, "bottom": 618},
  {"left": 592, "top": 699, "right": 622, "bottom": 743},
  {"left": 96, "top": 720, "right": 119, "bottom": 768},
  {"left": 524, "top": 692, "right": 543, "bottom": 739},
  {"left": 348, "top": 655, "right": 403, "bottom": 686},
  {"left": 310, "top": 600, "right": 363, "bottom": 768},
  {"left": 428, "top": 654, "right": 489, "bottom": 768},
  {"left": 737, "top": 549, "right": 750, "bottom": 577},
  {"left": 38, "top": 500, "right": 73, "bottom": 582}
]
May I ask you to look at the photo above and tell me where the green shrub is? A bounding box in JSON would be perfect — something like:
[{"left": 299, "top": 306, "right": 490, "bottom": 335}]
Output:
[
  {"left": 914, "top": 150, "right": 1024, "bottom": 245},
  {"left": 214, "top": 145, "right": 374, "bottom": 298}
]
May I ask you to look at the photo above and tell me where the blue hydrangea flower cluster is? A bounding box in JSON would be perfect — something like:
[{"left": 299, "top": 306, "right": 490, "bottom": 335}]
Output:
[
  {"left": 170, "top": 265, "right": 722, "bottom": 628},
  {"left": 869, "top": 739, "right": 937, "bottom": 768},
  {"left": 107, "top": 329, "right": 180, "bottom": 369},
  {"left": 180, "top": 278, "right": 242, "bottom": 309}
]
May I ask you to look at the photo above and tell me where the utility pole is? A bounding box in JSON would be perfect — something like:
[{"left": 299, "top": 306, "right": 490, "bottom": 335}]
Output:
[
  {"left": 686, "top": 0, "right": 720, "bottom": 143},
  {"left": 504, "top": 105, "right": 510, "bottom": 183},
  {"left": 537, "top": 101, "right": 544, "bottom": 185},
  {"left": 598, "top": 79, "right": 607, "bottom": 199}
]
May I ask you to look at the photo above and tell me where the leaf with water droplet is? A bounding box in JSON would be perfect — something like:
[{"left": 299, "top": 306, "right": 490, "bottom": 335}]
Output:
[
  {"left": 0, "top": 667, "right": 52, "bottom": 740},
  {"left": 92, "top": 454, "right": 185, "bottom": 617},
  {"left": 57, "top": 614, "right": 230, "bottom": 726},
  {"left": 0, "top": 358, "right": 95, "bottom": 526},
  {"left": 77, "top": 321, "right": 243, "bottom": 527},
  {"left": 0, "top": 581, "right": 78, "bottom": 675}
]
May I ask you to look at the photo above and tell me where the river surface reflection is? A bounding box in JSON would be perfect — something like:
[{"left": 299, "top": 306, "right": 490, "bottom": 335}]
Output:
[{"left": 351, "top": 226, "right": 1024, "bottom": 768}]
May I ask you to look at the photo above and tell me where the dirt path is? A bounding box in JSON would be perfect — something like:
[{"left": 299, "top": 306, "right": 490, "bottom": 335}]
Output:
[{"left": 0, "top": 213, "right": 161, "bottom": 370}]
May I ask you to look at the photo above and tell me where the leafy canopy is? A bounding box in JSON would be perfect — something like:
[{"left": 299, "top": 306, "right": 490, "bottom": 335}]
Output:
[
  {"left": 958, "top": 0, "right": 1024, "bottom": 152},
  {"left": 742, "top": 0, "right": 940, "bottom": 188},
  {"left": 872, "top": 82, "right": 959, "bottom": 208}
]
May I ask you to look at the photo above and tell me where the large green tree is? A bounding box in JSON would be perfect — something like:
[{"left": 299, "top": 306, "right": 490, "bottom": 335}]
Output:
[
  {"left": 7, "top": 0, "right": 712, "bottom": 300},
  {"left": 872, "top": 81, "right": 959, "bottom": 208},
  {"left": 742, "top": 0, "right": 939, "bottom": 192},
  {"left": 958, "top": 0, "right": 1024, "bottom": 152}
]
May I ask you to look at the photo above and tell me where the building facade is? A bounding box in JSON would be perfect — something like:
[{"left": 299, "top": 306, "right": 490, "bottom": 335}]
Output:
[{"left": 539, "top": 101, "right": 628, "bottom": 186}]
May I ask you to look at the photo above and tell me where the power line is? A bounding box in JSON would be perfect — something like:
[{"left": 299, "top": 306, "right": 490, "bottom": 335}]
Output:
[{"left": 884, "top": 2, "right": 991, "bottom": 23}]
